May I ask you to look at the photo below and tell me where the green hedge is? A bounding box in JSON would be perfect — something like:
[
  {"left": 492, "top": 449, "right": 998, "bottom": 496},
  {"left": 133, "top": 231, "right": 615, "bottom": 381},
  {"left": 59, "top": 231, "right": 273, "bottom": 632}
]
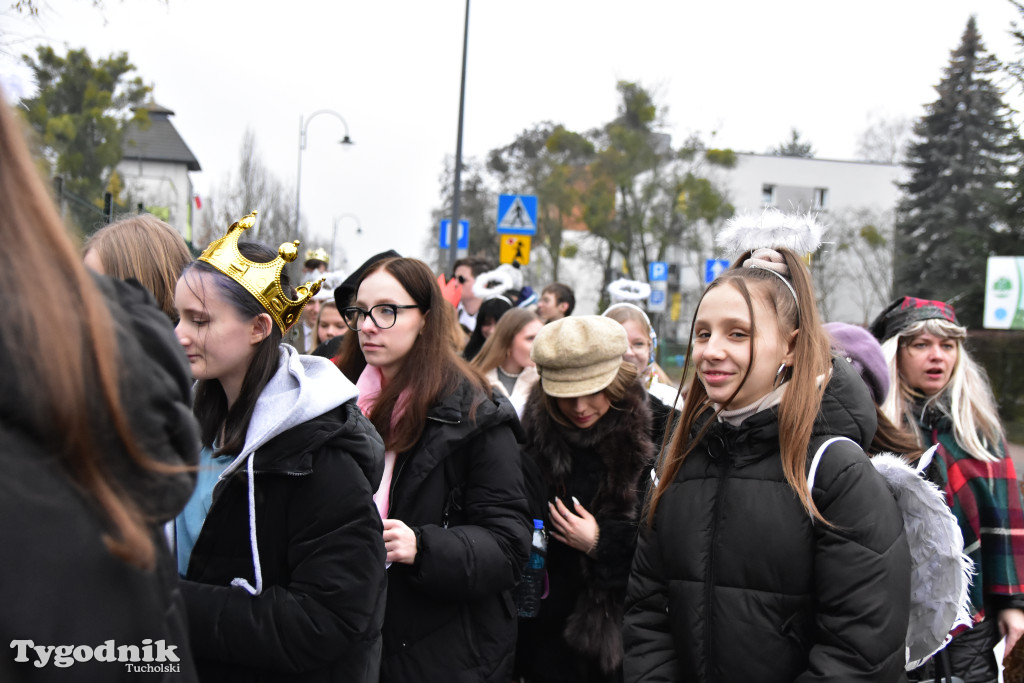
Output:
[{"left": 967, "top": 330, "right": 1024, "bottom": 445}]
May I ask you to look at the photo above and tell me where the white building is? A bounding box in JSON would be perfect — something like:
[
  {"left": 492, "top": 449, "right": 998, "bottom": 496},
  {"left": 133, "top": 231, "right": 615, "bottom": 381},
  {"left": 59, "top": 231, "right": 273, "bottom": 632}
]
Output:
[
  {"left": 720, "top": 153, "right": 905, "bottom": 324},
  {"left": 117, "top": 102, "right": 201, "bottom": 242},
  {"left": 726, "top": 152, "right": 902, "bottom": 217}
]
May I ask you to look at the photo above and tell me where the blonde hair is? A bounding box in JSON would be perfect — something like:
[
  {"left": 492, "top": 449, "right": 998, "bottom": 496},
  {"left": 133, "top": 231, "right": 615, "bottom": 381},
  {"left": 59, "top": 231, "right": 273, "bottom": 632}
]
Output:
[
  {"left": 880, "top": 318, "right": 1004, "bottom": 462},
  {"left": 471, "top": 308, "right": 540, "bottom": 375},
  {"left": 83, "top": 214, "right": 193, "bottom": 321},
  {"left": 316, "top": 300, "right": 341, "bottom": 344}
]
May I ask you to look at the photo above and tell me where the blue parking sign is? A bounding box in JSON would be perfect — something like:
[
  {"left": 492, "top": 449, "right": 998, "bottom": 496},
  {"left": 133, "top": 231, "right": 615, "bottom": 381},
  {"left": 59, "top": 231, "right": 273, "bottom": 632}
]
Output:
[
  {"left": 649, "top": 261, "right": 669, "bottom": 282},
  {"left": 439, "top": 220, "right": 469, "bottom": 250}
]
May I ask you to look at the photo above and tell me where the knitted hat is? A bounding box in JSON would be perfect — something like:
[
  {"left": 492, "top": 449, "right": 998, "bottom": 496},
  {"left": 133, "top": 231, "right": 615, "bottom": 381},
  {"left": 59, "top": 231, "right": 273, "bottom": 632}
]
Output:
[
  {"left": 869, "top": 296, "right": 960, "bottom": 343},
  {"left": 531, "top": 316, "right": 627, "bottom": 398},
  {"left": 824, "top": 322, "right": 890, "bottom": 405}
]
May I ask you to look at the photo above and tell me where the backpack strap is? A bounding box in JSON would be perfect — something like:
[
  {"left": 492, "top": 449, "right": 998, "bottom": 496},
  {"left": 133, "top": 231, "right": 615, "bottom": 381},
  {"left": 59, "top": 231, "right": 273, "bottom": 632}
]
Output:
[{"left": 806, "top": 436, "right": 857, "bottom": 493}]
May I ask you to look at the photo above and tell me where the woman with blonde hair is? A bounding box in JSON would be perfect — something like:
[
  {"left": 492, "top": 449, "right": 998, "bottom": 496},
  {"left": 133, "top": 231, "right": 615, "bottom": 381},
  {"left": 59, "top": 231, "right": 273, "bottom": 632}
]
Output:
[
  {"left": 602, "top": 302, "right": 680, "bottom": 447},
  {"left": 471, "top": 307, "right": 542, "bottom": 417},
  {"left": 0, "top": 88, "right": 199, "bottom": 677},
  {"left": 83, "top": 213, "right": 193, "bottom": 322},
  {"left": 871, "top": 296, "right": 1024, "bottom": 681}
]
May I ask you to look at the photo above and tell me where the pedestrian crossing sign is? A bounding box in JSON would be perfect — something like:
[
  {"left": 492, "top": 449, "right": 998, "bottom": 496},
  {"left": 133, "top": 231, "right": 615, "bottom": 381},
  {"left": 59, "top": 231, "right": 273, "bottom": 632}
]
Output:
[
  {"left": 500, "top": 235, "right": 531, "bottom": 265},
  {"left": 497, "top": 194, "right": 538, "bottom": 235}
]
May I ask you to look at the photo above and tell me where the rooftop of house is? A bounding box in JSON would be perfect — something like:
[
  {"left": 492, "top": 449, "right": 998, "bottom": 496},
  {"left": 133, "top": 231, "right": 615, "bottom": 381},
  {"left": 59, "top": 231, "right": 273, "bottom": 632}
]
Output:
[{"left": 121, "top": 101, "right": 201, "bottom": 172}]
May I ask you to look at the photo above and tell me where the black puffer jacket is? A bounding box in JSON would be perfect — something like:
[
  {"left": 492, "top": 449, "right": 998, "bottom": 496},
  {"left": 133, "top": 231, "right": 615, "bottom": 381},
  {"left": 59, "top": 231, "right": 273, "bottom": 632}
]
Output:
[
  {"left": 0, "top": 276, "right": 200, "bottom": 681},
  {"left": 381, "top": 378, "right": 531, "bottom": 683},
  {"left": 517, "top": 380, "right": 654, "bottom": 682},
  {"left": 624, "top": 359, "right": 911, "bottom": 683},
  {"left": 182, "top": 399, "right": 387, "bottom": 683}
]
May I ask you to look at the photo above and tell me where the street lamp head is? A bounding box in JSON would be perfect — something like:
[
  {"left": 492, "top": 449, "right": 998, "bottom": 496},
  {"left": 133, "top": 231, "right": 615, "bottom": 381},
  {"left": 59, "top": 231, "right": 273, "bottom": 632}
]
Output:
[{"left": 340, "top": 135, "right": 354, "bottom": 146}]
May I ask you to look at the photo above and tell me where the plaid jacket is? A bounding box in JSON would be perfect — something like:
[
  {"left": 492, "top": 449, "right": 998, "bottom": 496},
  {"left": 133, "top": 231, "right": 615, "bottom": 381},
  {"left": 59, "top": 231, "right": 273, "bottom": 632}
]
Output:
[{"left": 920, "top": 408, "right": 1024, "bottom": 621}]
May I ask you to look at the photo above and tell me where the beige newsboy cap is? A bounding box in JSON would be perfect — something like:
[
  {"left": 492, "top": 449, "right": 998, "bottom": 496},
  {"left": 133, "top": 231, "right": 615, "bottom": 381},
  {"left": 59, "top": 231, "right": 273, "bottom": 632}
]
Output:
[{"left": 531, "top": 315, "right": 628, "bottom": 398}]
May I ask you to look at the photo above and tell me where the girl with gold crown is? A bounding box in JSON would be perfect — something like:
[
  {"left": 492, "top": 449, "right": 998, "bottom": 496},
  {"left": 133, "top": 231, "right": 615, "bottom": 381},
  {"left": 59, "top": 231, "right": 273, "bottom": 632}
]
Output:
[{"left": 173, "top": 214, "right": 387, "bottom": 682}]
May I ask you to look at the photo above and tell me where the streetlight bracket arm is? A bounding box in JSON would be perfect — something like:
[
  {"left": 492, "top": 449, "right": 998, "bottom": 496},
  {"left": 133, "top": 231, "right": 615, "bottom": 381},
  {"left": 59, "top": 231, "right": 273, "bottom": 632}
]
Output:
[{"left": 300, "top": 109, "right": 353, "bottom": 150}]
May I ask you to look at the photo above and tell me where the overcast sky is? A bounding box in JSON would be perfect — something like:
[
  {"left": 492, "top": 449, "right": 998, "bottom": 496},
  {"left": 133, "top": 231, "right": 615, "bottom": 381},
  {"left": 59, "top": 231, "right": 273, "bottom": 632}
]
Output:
[{"left": 3, "top": 0, "right": 1023, "bottom": 271}]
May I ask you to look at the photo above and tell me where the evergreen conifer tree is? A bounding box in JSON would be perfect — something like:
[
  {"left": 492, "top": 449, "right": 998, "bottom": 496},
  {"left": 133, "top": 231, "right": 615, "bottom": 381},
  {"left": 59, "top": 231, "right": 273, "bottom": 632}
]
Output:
[{"left": 894, "top": 17, "right": 1016, "bottom": 328}]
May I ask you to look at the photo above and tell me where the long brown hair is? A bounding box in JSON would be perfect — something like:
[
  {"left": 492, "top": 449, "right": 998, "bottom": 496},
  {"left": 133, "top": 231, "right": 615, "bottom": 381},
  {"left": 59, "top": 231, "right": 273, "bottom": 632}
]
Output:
[
  {"left": 869, "top": 406, "right": 924, "bottom": 460},
  {"left": 0, "top": 90, "right": 169, "bottom": 569},
  {"left": 335, "top": 257, "right": 492, "bottom": 453},
  {"left": 471, "top": 307, "right": 541, "bottom": 375},
  {"left": 647, "top": 248, "right": 832, "bottom": 524},
  {"left": 83, "top": 214, "right": 193, "bottom": 321}
]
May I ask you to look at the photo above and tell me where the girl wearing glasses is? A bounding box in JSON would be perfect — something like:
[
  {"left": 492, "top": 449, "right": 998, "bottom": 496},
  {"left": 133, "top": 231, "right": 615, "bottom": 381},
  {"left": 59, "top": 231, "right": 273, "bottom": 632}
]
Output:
[{"left": 335, "top": 257, "right": 532, "bottom": 683}]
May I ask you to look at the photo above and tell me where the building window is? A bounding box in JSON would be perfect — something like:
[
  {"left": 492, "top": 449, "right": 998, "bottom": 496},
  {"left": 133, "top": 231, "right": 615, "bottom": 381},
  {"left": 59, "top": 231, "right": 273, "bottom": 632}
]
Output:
[
  {"left": 813, "top": 187, "right": 829, "bottom": 210},
  {"left": 762, "top": 184, "right": 775, "bottom": 206}
]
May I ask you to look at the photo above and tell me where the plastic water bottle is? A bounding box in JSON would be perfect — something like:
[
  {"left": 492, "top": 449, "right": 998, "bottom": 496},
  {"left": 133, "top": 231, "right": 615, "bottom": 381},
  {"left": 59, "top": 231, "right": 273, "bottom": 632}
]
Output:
[{"left": 517, "top": 519, "right": 547, "bottom": 618}]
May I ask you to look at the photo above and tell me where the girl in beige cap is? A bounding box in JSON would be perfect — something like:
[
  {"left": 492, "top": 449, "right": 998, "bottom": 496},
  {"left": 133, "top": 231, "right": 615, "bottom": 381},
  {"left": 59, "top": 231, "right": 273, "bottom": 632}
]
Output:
[{"left": 515, "top": 315, "right": 655, "bottom": 683}]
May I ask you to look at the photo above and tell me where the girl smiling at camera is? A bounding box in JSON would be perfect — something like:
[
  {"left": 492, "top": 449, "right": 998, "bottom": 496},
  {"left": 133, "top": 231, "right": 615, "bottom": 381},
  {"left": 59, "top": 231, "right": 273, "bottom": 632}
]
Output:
[{"left": 624, "top": 213, "right": 911, "bottom": 683}]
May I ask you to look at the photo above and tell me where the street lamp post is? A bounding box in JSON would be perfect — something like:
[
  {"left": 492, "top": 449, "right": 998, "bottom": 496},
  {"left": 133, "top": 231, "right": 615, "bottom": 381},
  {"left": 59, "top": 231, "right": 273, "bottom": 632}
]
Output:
[
  {"left": 295, "top": 110, "right": 353, "bottom": 246},
  {"left": 332, "top": 213, "right": 363, "bottom": 270},
  {"left": 447, "top": 0, "right": 471, "bottom": 274}
]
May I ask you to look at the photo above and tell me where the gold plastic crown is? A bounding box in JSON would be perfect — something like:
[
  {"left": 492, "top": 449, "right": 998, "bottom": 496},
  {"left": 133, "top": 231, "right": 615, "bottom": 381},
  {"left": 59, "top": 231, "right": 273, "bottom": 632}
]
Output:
[
  {"left": 199, "top": 211, "right": 324, "bottom": 333},
  {"left": 305, "top": 247, "right": 330, "bottom": 264}
]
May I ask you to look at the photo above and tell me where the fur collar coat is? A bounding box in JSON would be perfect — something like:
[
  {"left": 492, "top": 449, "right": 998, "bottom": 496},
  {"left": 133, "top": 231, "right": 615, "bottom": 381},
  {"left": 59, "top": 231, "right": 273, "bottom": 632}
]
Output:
[{"left": 520, "top": 380, "right": 654, "bottom": 674}]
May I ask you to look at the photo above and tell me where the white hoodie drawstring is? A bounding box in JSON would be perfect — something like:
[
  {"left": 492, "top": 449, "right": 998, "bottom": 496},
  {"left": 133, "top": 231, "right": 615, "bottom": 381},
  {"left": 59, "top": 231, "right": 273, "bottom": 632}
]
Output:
[{"left": 230, "top": 453, "right": 264, "bottom": 596}]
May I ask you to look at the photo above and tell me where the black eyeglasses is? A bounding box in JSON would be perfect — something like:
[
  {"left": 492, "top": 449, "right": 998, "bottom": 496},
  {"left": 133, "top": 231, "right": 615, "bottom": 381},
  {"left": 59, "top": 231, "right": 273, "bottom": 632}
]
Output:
[{"left": 341, "top": 304, "right": 421, "bottom": 332}]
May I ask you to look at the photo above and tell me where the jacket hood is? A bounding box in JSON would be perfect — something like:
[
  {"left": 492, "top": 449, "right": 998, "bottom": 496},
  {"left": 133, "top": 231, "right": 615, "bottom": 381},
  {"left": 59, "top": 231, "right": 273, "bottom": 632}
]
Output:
[
  {"left": 813, "top": 355, "right": 877, "bottom": 447},
  {"left": 219, "top": 344, "right": 367, "bottom": 599},
  {"left": 220, "top": 344, "right": 359, "bottom": 479},
  {"left": 255, "top": 400, "right": 385, "bottom": 491}
]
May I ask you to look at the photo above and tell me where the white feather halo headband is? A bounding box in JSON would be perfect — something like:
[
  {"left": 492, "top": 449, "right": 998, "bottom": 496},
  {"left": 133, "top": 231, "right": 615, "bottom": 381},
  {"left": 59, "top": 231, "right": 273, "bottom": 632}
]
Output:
[
  {"left": 472, "top": 264, "right": 522, "bottom": 300},
  {"left": 716, "top": 207, "right": 824, "bottom": 256},
  {"left": 607, "top": 278, "right": 652, "bottom": 303}
]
